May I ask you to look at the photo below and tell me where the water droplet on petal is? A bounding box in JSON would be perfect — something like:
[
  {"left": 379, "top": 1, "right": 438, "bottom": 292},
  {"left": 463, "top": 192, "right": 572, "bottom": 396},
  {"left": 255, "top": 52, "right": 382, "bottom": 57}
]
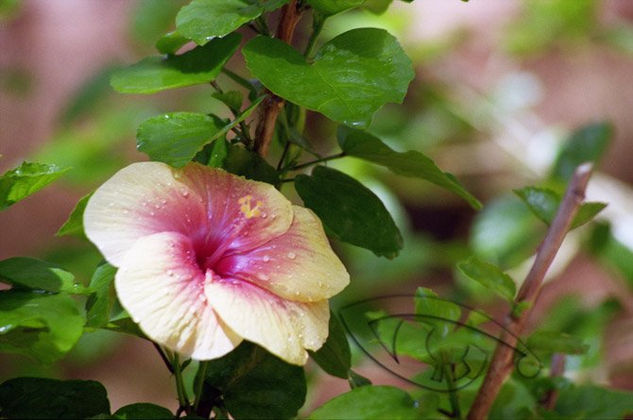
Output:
[
  {"left": 263, "top": 255, "right": 270, "bottom": 262},
  {"left": 150, "top": 211, "right": 155, "bottom": 216},
  {"left": 161, "top": 199, "right": 167, "bottom": 204},
  {"left": 167, "top": 270, "right": 175, "bottom": 277},
  {"left": 287, "top": 252, "right": 296, "bottom": 260},
  {"left": 181, "top": 189, "right": 190, "bottom": 198},
  {"left": 261, "top": 212, "right": 267, "bottom": 219}
]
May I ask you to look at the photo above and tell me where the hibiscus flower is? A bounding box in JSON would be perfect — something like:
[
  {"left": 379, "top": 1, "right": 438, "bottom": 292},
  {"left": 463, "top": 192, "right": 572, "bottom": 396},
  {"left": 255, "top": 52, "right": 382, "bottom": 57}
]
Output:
[{"left": 84, "top": 162, "right": 349, "bottom": 365}]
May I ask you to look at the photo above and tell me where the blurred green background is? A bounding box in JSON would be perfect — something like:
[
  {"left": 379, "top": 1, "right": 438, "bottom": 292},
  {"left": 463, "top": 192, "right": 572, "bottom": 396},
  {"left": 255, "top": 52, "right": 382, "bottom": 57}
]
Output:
[{"left": 1, "top": 0, "right": 633, "bottom": 412}]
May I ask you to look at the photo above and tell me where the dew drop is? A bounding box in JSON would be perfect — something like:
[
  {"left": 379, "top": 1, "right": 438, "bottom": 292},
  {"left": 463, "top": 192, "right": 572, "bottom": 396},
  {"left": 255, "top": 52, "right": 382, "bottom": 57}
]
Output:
[
  {"left": 258, "top": 273, "right": 270, "bottom": 281},
  {"left": 161, "top": 199, "right": 167, "bottom": 204},
  {"left": 181, "top": 189, "right": 190, "bottom": 198},
  {"left": 150, "top": 211, "right": 155, "bottom": 216},
  {"left": 261, "top": 212, "right": 267, "bottom": 219},
  {"left": 167, "top": 270, "right": 175, "bottom": 277},
  {"left": 287, "top": 252, "right": 296, "bottom": 260},
  {"left": 263, "top": 255, "right": 270, "bottom": 262}
]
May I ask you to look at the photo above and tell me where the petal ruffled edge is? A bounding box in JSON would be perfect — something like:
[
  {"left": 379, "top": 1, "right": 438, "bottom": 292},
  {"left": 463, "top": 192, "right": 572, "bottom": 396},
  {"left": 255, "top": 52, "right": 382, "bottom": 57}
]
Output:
[{"left": 205, "top": 278, "right": 329, "bottom": 365}]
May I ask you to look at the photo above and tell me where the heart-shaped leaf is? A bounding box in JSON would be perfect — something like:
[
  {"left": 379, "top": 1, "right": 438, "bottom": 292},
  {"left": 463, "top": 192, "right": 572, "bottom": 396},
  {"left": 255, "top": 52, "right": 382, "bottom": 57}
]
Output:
[
  {"left": 177, "top": 0, "right": 288, "bottom": 44},
  {"left": 111, "top": 33, "right": 241, "bottom": 94},
  {"left": 243, "top": 28, "right": 413, "bottom": 128}
]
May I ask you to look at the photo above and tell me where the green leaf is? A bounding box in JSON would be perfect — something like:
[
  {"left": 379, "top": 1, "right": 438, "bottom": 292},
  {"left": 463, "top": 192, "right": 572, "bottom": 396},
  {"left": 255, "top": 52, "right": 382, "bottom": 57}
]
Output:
[
  {"left": 0, "top": 162, "right": 68, "bottom": 210},
  {"left": 457, "top": 256, "right": 516, "bottom": 301},
  {"left": 212, "top": 90, "right": 243, "bottom": 113},
  {"left": 589, "top": 222, "right": 633, "bottom": 288},
  {"left": 363, "top": 0, "right": 393, "bottom": 14},
  {"left": 85, "top": 263, "right": 117, "bottom": 329},
  {"left": 295, "top": 166, "right": 403, "bottom": 257},
  {"left": 414, "top": 287, "right": 461, "bottom": 338},
  {"left": 337, "top": 126, "right": 481, "bottom": 209},
  {"left": 309, "top": 312, "right": 351, "bottom": 379},
  {"left": 470, "top": 194, "right": 544, "bottom": 269},
  {"left": 0, "top": 291, "right": 85, "bottom": 363},
  {"left": 222, "top": 143, "right": 279, "bottom": 185},
  {"left": 551, "top": 122, "right": 613, "bottom": 182},
  {"left": 111, "top": 33, "right": 241, "bottom": 94},
  {"left": 0, "top": 377, "right": 110, "bottom": 419},
  {"left": 202, "top": 342, "right": 306, "bottom": 419},
  {"left": 0, "top": 257, "right": 89, "bottom": 295},
  {"left": 348, "top": 370, "right": 372, "bottom": 388},
  {"left": 155, "top": 31, "right": 189, "bottom": 54},
  {"left": 56, "top": 193, "right": 92, "bottom": 238},
  {"left": 306, "top": 0, "right": 365, "bottom": 15},
  {"left": 114, "top": 403, "right": 173, "bottom": 419},
  {"left": 60, "top": 66, "right": 119, "bottom": 125},
  {"left": 527, "top": 331, "right": 588, "bottom": 355},
  {"left": 205, "top": 138, "right": 229, "bottom": 168},
  {"left": 137, "top": 112, "right": 225, "bottom": 167},
  {"left": 489, "top": 378, "right": 536, "bottom": 420},
  {"left": 309, "top": 386, "right": 419, "bottom": 419},
  {"left": 514, "top": 186, "right": 606, "bottom": 229},
  {"left": 243, "top": 29, "right": 413, "bottom": 128},
  {"left": 554, "top": 384, "right": 633, "bottom": 419},
  {"left": 176, "top": 0, "right": 288, "bottom": 44},
  {"left": 131, "top": 0, "right": 186, "bottom": 46}
]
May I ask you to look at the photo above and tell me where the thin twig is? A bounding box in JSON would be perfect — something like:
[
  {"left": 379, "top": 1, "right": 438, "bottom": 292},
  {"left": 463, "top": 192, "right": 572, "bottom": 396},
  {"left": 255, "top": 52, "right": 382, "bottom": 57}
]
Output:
[
  {"left": 152, "top": 342, "right": 174, "bottom": 374},
  {"left": 254, "top": 0, "right": 302, "bottom": 157},
  {"left": 467, "top": 163, "right": 594, "bottom": 420},
  {"left": 542, "top": 353, "right": 566, "bottom": 410},
  {"left": 287, "top": 152, "right": 345, "bottom": 171}
]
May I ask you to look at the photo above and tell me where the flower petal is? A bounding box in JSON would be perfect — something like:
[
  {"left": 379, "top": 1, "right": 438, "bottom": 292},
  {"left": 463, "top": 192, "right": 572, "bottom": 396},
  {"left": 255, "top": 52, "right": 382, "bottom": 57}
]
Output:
[
  {"left": 205, "top": 278, "right": 329, "bottom": 365},
  {"left": 116, "top": 231, "right": 242, "bottom": 359},
  {"left": 179, "top": 163, "right": 293, "bottom": 255},
  {"left": 84, "top": 162, "right": 208, "bottom": 266},
  {"left": 216, "top": 206, "right": 350, "bottom": 302}
]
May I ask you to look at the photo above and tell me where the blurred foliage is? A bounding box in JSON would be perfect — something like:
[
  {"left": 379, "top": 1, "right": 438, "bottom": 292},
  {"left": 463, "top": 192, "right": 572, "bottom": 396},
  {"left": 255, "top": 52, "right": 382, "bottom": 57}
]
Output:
[{"left": 2, "top": 0, "right": 633, "bottom": 418}]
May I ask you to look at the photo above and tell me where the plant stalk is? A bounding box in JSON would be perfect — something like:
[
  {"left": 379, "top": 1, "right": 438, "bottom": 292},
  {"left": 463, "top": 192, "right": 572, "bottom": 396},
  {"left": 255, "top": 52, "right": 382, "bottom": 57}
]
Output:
[
  {"left": 254, "top": 0, "right": 302, "bottom": 157},
  {"left": 467, "top": 163, "right": 594, "bottom": 420}
]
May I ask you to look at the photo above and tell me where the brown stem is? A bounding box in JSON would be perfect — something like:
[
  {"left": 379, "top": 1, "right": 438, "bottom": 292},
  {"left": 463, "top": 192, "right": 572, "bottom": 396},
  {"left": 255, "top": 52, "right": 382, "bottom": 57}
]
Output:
[
  {"left": 467, "top": 163, "right": 594, "bottom": 420},
  {"left": 254, "top": 0, "right": 302, "bottom": 157},
  {"left": 542, "top": 353, "right": 566, "bottom": 410}
]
